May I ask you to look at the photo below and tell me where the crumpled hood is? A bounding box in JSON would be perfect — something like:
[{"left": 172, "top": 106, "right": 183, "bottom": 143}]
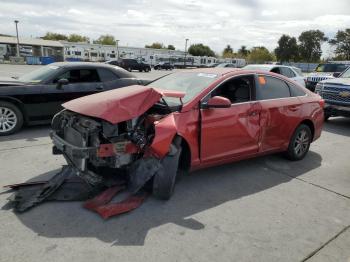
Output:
[{"left": 63, "top": 85, "right": 185, "bottom": 124}]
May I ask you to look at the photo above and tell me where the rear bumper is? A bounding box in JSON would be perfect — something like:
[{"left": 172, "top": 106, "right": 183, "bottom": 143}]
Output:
[{"left": 324, "top": 104, "right": 350, "bottom": 117}]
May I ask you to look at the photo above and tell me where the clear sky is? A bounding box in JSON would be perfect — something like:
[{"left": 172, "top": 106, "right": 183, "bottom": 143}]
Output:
[{"left": 0, "top": 0, "right": 349, "bottom": 56}]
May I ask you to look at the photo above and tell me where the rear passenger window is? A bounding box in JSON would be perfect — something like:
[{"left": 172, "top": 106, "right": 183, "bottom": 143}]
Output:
[
  {"left": 256, "top": 76, "right": 290, "bottom": 100},
  {"left": 289, "top": 83, "right": 306, "bottom": 97},
  {"left": 98, "top": 68, "right": 119, "bottom": 82}
]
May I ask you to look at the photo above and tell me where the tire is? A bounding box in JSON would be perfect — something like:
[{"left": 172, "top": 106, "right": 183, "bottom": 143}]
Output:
[
  {"left": 139, "top": 69, "right": 142, "bottom": 72},
  {"left": 127, "top": 67, "right": 132, "bottom": 72},
  {"left": 145, "top": 67, "right": 150, "bottom": 72},
  {"left": 285, "top": 124, "right": 312, "bottom": 161},
  {"left": 324, "top": 113, "right": 331, "bottom": 121},
  {"left": 0, "top": 101, "right": 24, "bottom": 136},
  {"left": 152, "top": 145, "right": 182, "bottom": 200}
]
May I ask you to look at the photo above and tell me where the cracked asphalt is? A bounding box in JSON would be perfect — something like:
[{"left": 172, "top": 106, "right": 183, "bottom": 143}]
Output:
[{"left": 0, "top": 64, "right": 349, "bottom": 262}]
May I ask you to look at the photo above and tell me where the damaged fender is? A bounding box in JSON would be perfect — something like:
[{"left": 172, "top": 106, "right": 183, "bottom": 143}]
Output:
[{"left": 148, "top": 114, "right": 178, "bottom": 158}]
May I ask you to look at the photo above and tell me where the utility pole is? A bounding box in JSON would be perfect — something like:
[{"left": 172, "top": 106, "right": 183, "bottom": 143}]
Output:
[
  {"left": 14, "top": 20, "right": 20, "bottom": 57},
  {"left": 116, "top": 39, "right": 119, "bottom": 59},
  {"left": 184, "top": 38, "right": 189, "bottom": 68}
]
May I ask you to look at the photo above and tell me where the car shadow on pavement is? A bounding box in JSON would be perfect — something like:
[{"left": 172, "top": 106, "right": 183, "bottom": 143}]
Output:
[
  {"left": 323, "top": 117, "right": 350, "bottom": 137},
  {"left": 0, "top": 125, "right": 50, "bottom": 143},
  {"left": 5, "top": 151, "right": 322, "bottom": 246}
]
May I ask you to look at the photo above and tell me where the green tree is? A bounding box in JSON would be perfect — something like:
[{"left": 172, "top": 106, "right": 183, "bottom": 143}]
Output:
[
  {"left": 298, "top": 30, "right": 327, "bottom": 62},
  {"left": 275, "top": 34, "right": 299, "bottom": 62},
  {"left": 41, "top": 32, "right": 68, "bottom": 41},
  {"left": 237, "top": 45, "right": 249, "bottom": 58},
  {"left": 145, "top": 42, "right": 164, "bottom": 49},
  {"left": 93, "top": 35, "right": 116, "bottom": 45},
  {"left": 248, "top": 46, "right": 275, "bottom": 63},
  {"left": 222, "top": 45, "right": 234, "bottom": 58},
  {"left": 167, "top": 44, "right": 176, "bottom": 50},
  {"left": 188, "top": 43, "right": 215, "bottom": 57},
  {"left": 67, "top": 34, "right": 89, "bottom": 43},
  {"left": 329, "top": 29, "right": 350, "bottom": 60}
]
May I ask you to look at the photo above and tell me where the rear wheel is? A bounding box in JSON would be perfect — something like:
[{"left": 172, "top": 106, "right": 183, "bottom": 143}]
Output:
[
  {"left": 0, "top": 101, "right": 23, "bottom": 136},
  {"left": 285, "top": 124, "right": 312, "bottom": 161},
  {"left": 145, "top": 67, "right": 150, "bottom": 72}
]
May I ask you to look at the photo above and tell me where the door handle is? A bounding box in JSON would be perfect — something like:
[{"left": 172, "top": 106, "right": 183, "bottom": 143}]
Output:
[
  {"left": 95, "top": 85, "right": 104, "bottom": 91},
  {"left": 288, "top": 105, "right": 299, "bottom": 112}
]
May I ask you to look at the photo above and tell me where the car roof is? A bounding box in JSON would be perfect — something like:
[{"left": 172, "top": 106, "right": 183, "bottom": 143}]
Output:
[
  {"left": 50, "top": 62, "right": 117, "bottom": 69},
  {"left": 49, "top": 62, "right": 135, "bottom": 78}
]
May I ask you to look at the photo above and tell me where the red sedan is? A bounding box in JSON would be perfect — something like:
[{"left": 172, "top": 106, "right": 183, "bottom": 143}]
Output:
[{"left": 51, "top": 68, "right": 324, "bottom": 200}]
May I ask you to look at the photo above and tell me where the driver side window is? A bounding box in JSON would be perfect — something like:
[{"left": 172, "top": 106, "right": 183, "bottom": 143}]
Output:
[
  {"left": 211, "top": 75, "right": 254, "bottom": 104},
  {"left": 54, "top": 69, "right": 101, "bottom": 83}
]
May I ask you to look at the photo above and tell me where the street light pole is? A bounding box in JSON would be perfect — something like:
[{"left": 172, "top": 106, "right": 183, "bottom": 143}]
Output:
[
  {"left": 184, "top": 38, "right": 189, "bottom": 68},
  {"left": 116, "top": 39, "right": 119, "bottom": 59},
  {"left": 14, "top": 20, "right": 20, "bottom": 57}
]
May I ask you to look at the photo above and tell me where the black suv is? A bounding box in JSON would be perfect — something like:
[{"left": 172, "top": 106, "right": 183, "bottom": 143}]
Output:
[{"left": 106, "top": 59, "right": 151, "bottom": 72}]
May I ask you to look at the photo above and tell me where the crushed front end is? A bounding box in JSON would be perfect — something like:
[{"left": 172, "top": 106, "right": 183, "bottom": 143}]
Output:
[
  {"left": 6, "top": 86, "right": 185, "bottom": 217},
  {"left": 50, "top": 109, "right": 165, "bottom": 188}
]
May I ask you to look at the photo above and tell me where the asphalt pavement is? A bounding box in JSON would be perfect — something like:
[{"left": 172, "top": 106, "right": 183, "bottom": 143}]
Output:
[{"left": 0, "top": 64, "right": 349, "bottom": 262}]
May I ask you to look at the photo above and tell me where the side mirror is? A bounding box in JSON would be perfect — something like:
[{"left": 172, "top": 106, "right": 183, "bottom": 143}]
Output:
[
  {"left": 202, "top": 96, "right": 231, "bottom": 109},
  {"left": 56, "top": 78, "right": 69, "bottom": 89},
  {"left": 333, "top": 72, "right": 341, "bottom": 78}
]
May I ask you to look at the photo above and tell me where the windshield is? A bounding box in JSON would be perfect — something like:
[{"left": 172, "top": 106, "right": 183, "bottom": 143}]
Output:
[
  {"left": 340, "top": 67, "right": 350, "bottom": 78},
  {"left": 315, "top": 64, "right": 348, "bottom": 73},
  {"left": 148, "top": 72, "right": 219, "bottom": 104},
  {"left": 292, "top": 67, "right": 303, "bottom": 76},
  {"left": 242, "top": 65, "right": 270, "bottom": 71},
  {"left": 18, "top": 65, "right": 60, "bottom": 83}
]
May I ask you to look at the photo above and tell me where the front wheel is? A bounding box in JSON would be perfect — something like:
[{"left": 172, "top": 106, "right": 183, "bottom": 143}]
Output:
[
  {"left": 145, "top": 67, "right": 150, "bottom": 72},
  {"left": 324, "top": 112, "right": 331, "bottom": 121},
  {"left": 152, "top": 145, "right": 182, "bottom": 200},
  {"left": 285, "top": 124, "right": 312, "bottom": 161},
  {"left": 0, "top": 101, "right": 24, "bottom": 136}
]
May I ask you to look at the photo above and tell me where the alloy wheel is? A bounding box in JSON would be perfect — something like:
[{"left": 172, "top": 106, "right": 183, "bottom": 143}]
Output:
[
  {"left": 293, "top": 129, "right": 310, "bottom": 157},
  {"left": 0, "top": 106, "right": 18, "bottom": 133}
]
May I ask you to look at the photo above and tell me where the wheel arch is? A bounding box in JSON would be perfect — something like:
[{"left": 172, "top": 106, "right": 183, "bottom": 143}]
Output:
[
  {"left": 172, "top": 134, "right": 191, "bottom": 173},
  {"left": 0, "top": 96, "right": 28, "bottom": 123},
  {"left": 298, "top": 119, "right": 315, "bottom": 140}
]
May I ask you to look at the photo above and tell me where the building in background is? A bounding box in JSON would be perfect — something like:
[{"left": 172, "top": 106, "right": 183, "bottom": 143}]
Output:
[{"left": 0, "top": 36, "right": 64, "bottom": 63}]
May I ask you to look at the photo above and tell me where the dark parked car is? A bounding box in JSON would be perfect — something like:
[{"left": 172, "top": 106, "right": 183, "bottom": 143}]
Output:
[
  {"left": 106, "top": 59, "right": 151, "bottom": 72},
  {"left": 0, "top": 62, "right": 148, "bottom": 135},
  {"left": 154, "top": 62, "right": 174, "bottom": 70},
  {"left": 215, "top": 63, "right": 236, "bottom": 68}
]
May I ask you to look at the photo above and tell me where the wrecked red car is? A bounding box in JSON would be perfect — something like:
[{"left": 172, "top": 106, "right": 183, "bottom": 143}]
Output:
[
  {"left": 7, "top": 68, "right": 324, "bottom": 217},
  {"left": 48, "top": 68, "right": 324, "bottom": 201}
]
